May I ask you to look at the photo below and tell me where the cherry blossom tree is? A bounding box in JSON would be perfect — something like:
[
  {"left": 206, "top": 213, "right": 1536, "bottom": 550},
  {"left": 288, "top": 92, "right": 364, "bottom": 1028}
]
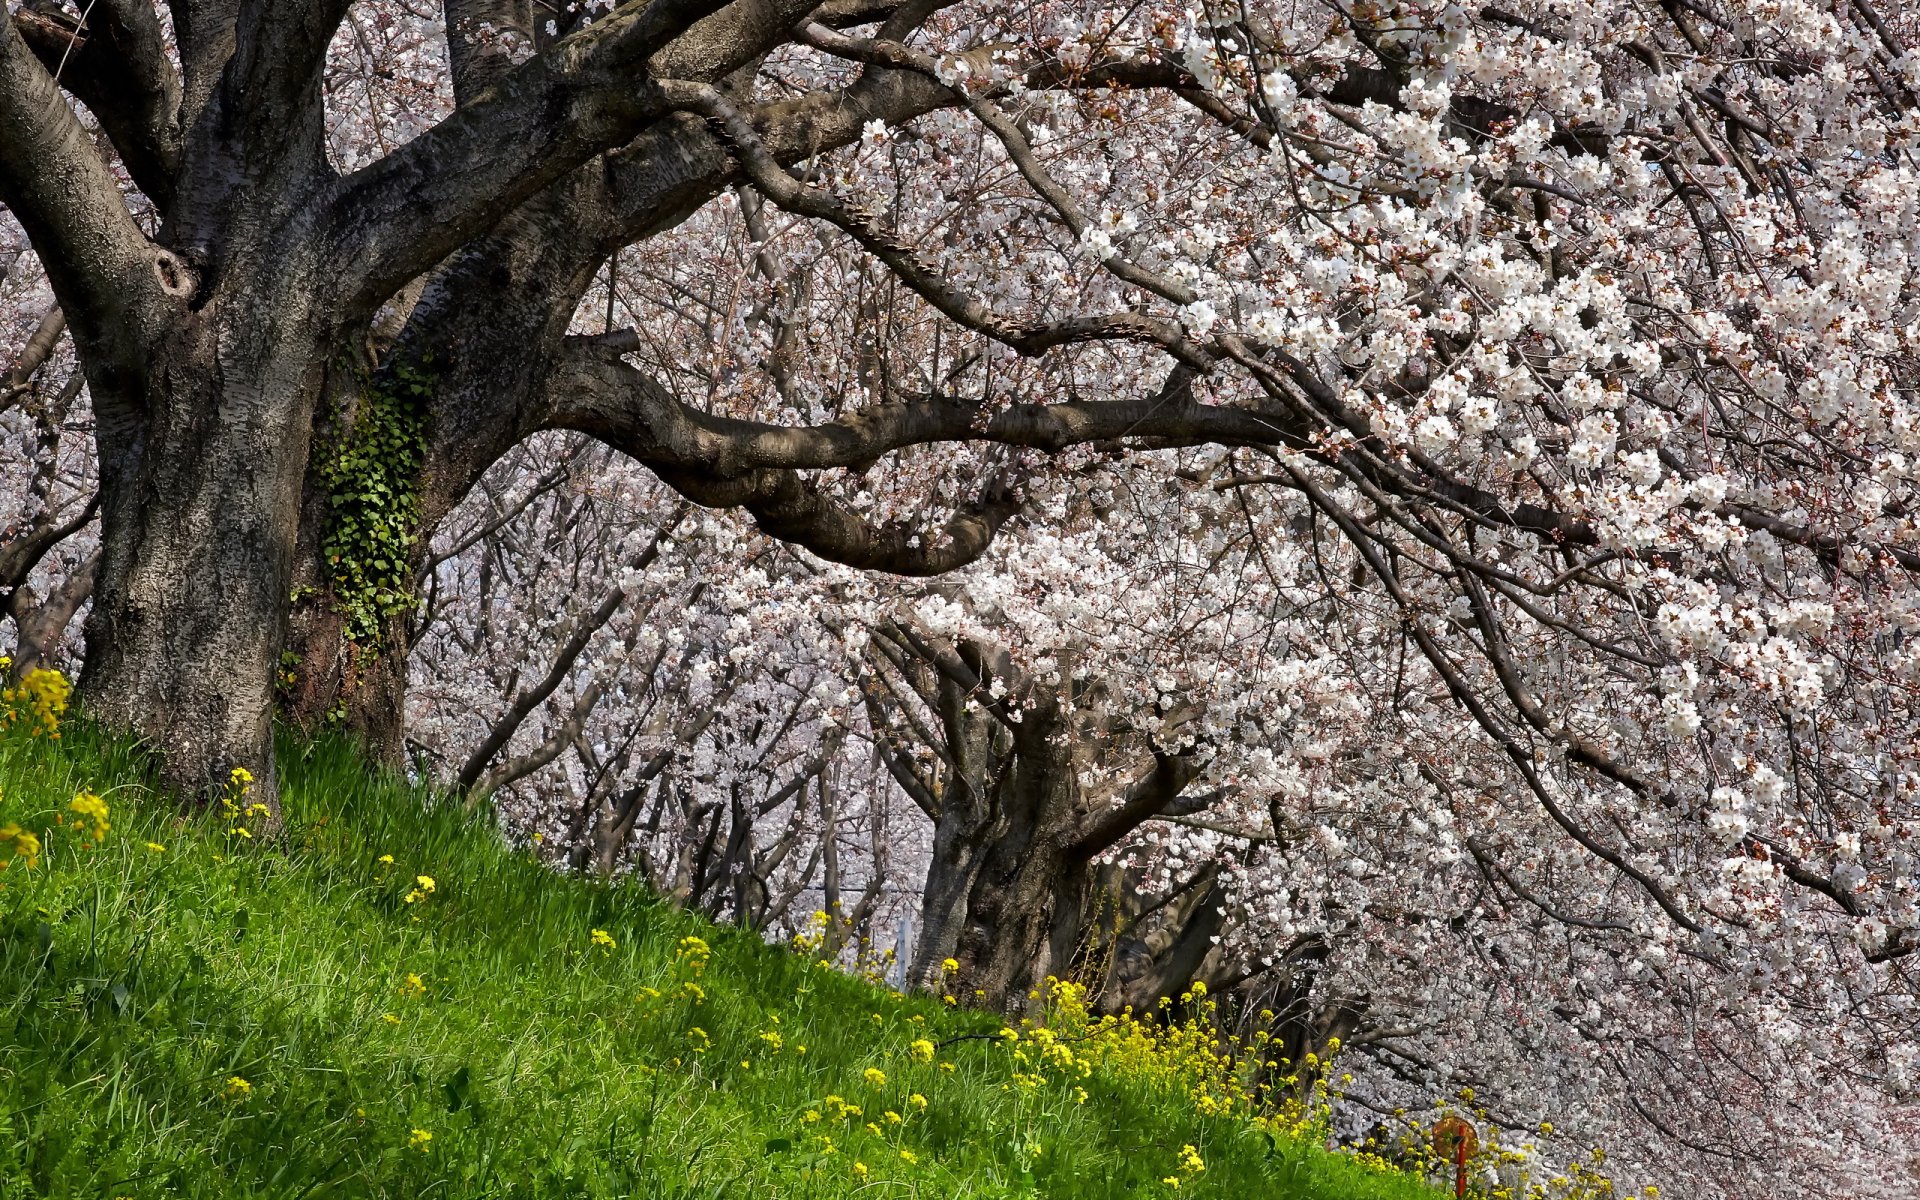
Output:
[{"left": 7, "top": 0, "right": 1920, "bottom": 1192}]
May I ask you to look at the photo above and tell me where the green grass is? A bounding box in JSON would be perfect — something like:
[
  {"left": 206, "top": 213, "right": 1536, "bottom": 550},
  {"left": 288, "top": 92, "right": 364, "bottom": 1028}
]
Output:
[{"left": 0, "top": 724, "right": 1441, "bottom": 1199}]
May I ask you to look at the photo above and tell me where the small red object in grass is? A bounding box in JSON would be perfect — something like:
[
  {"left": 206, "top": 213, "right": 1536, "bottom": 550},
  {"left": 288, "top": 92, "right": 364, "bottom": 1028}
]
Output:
[{"left": 1431, "top": 1116, "right": 1478, "bottom": 1198}]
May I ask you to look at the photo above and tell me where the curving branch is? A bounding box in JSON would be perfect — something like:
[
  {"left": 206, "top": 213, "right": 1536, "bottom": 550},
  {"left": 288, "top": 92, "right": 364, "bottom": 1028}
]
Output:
[
  {"left": 655, "top": 460, "right": 1023, "bottom": 576},
  {"left": 0, "top": 11, "right": 166, "bottom": 370},
  {"left": 12, "top": 0, "right": 182, "bottom": 207},
  {"left": 548, "top": 334, "right": 1295, "bottom": 472}
]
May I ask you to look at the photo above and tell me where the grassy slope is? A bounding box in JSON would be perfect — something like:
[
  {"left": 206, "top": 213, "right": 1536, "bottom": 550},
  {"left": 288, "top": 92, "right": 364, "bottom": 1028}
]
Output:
[{"left": 0, "top": 726, "right": 1438, "bottom": 1200}]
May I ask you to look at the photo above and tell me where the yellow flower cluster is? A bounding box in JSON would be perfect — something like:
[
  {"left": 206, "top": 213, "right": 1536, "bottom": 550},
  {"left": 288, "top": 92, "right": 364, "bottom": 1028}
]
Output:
[
  {"left": 675, "top": 935, "right": 711, "bottom": 975},
  {"left": 0, "top": 663, "right": 70, "bottom": 739},
  {"left": 67, "top": 790, "right": 109, "bottom": 844},
  {"left": 590, "top": 928, "right": 617, "bottom": 951},
  {"left": 0, "top": 819, "right": 42, "bottom": 870}
]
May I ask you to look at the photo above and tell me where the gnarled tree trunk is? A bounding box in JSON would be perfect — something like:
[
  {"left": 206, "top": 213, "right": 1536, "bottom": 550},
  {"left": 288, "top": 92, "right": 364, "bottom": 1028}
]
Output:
[{"left": 81, "top": 294, "right": 331, "bottom": 812}]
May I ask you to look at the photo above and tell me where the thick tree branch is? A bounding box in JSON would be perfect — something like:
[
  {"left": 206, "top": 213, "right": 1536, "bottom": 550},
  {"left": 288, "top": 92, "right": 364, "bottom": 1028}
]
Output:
[
  {"left": 323, "top": 0, "right": 811, "bottom": 312},
  {"left": 0, "top": 12, "right": 167, "bottom": 370},
  {"left": 549, "top": 338, "right": 1295, "bottom": 473},
  {"left": 1072, "top": 752, "right": 1206, "bottom": 859},
  {"left": 13, "top": 0, "right": 182, "bottom": 207},
  {"left": 656, "top": 460, "right": 1022, "bottom": 576}
]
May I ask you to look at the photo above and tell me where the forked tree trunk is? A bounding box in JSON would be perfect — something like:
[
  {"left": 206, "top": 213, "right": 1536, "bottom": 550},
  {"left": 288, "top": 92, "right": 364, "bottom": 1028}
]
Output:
[{"left": 79, "top": 299, "right": 328, "bottom": 819}]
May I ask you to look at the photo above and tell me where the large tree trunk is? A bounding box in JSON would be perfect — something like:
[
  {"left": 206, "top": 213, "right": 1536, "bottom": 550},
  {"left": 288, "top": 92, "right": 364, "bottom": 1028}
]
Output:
[
  {"left": 948, "top": 722, "right": 1092, "bottom": 1008},
  {"left": 79, "top": 301, "right": 326, "bottom": 817}
]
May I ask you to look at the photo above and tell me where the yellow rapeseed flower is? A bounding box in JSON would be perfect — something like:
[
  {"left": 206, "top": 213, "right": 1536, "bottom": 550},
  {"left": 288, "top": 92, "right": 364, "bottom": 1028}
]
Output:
[
  {"left": 851, "top": 1162, "right": 868, "bottom": 1179},
  {"left": 1, "top": 665, "right": 70, "bottom": 737},
  {"left": 590, "top": 928, "right": 617, "bottom": 950},
  {"left": 0, "top": 823, "right": 41, "bottom": 870},
  {"left": 907, "top": 1093, "right": 927, "bottom": 1111},
  {"left": 68, "top": 790, "right": 109, "bottom": 843},
  {"left": 862, "top": 1067, "right": 887, "bottom": 1088},
  {"left": 909, "top": 1038, "right": 935, "bottom": 1063}
]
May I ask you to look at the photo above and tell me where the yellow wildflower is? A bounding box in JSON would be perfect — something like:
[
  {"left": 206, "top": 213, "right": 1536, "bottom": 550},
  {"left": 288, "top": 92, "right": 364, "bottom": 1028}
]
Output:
[
  {"left": 899, "top": 1149, "right": 918, "bottom": 1164},
  {"left": 909, "top": 1038, "right": 935, "bottom": 1063},
  {"left": 851, "top": 1162, "right": 868, "bottom": 1179},
  {"left": 409, "top": 1128, "right": 432, "bottom": 1152},
  {"left": 0, "top": 823, "right": 41, "bottom": 870},
  {"left": 145, "top": 841, "right": 166, "bottom": 853},
  {"left": 68, "top": 790, "right": 109, "bottom": 843},
  {"left": 222, "top": 1076, "right": 252, "bottom": 1101},
  {"left": 675, "top": 935, "right": 712, "bottom": 974},
  {"left": 381, "top": 1013, "right": 401, "bottom": 1026},
  {"left": 1, "top": 665, "right": 70, "bottom": 737},
  {"left": 906, "top": 1093, "right": 927, "bottom": 1111},
  {"left": 940, "top": 957, "right": 959, "bottom": 973},
  {"left": 400, "top": 972, "right": 426, "bottom": 999},
  {"left": 862, "top": 1067, "right": 887, "bottom": 1088},
  {"left": 403, "top": 875, "right": 436, "bottom": 904},
  {"left": 686, "top": 1027, "right": 711, "bottom": 1053},
  {"left": 590, "top": 928, "right": 617, "bottom": 951}
]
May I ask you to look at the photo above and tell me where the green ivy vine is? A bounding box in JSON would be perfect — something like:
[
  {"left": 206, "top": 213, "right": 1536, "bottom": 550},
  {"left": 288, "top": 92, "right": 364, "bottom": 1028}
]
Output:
[{"left": 319, "top": 360, "right": 430, "bottom": 649}]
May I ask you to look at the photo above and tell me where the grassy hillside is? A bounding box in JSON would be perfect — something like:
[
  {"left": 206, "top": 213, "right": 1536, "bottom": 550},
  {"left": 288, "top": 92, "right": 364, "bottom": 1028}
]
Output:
[{"left": 0, "top": 721, "right": 1440, "bottom": 1199}]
